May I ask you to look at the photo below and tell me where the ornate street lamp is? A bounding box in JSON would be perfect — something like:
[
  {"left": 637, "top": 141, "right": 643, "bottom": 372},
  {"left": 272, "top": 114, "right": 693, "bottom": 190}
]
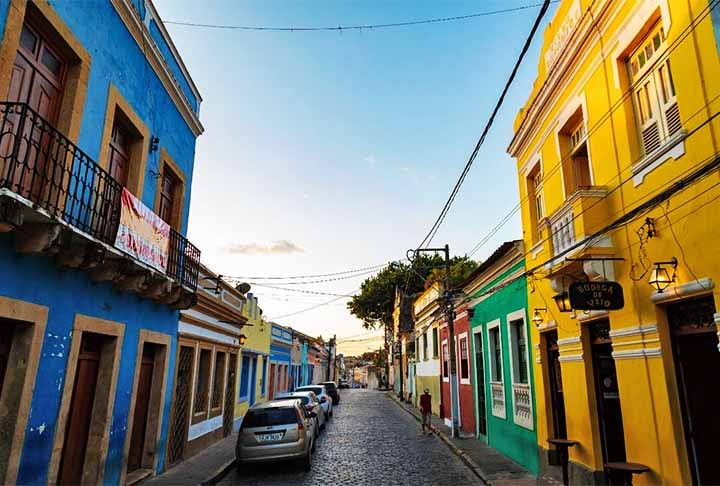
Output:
[
  {"left": 553, "top": 291, "right": 572, "bottom": 312},
  {"left": 648, "top": 257, "right": 678, "bottom": 293}
]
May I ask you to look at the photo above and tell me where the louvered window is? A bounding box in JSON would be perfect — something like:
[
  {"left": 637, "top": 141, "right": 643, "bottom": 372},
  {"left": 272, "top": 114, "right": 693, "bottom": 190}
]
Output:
[{"left": 629, "top": 22, "right": 681, "bottom": 155}]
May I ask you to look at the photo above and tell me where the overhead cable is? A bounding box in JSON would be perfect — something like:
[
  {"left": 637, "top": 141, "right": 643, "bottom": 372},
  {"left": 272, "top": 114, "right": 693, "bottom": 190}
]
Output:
[{"left": 164, "top": 3, "right": 557, "bottom": 32}]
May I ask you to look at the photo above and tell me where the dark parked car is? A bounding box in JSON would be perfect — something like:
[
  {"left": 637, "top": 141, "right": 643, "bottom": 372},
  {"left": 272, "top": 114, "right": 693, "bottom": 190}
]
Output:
[
  {"left": 319, "top": 381, "right": 340, "bottom": 405},
  {"left": 338, "top": 379, "right": 349, "bottom": 389}
]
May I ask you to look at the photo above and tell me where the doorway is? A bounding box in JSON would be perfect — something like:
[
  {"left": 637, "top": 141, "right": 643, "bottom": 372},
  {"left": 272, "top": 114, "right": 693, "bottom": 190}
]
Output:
[
  {"left": 223, "top": 354, "right": 237, "bottom": 437},
  {"left": 167, "top": 345, "right": 194, "bottom": 466},
  {"left": 667, "top": 296, "right": 720, "bottom": 484},
  {"left": 545, "top": 330, "right": 567, "bottom": 439},
  {"left": 5, "top": 20, "right": 66, "bottom": 200},
  {"left": 249, "top": 357, "right": 257, "bottom": 405},
  {"left": 589, "top": 319, "right": 626, "bottom": 464},
  {"left": 58, "top": 332, "right": 103, "bottom": 484},
  {"left": 127, "top": 343, "right": 156, "bottom": 473},
  {"left": 269, "top": 363, "right": 276, "bottom": 400},
  {"left": 473, "top": 331, "right": 487, "bottom": 437}
]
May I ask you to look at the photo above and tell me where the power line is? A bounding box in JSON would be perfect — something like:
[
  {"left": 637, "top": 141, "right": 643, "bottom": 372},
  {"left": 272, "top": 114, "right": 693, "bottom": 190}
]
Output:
[
  {"left": 269, "top": 290, "right": 360, "bottom": 320},
  {"left": 464, "top": 0, "right": 718, "bottom": 259},
  {"left": 164, "top": 3, "right": 557, "bottom": 32},
  {"left": 246, "top": 282, "right": 356, "bottom": 297},
  {"left": 220, "top": 262, "right": 393, "bottom": 282},
  {"left": 417, "top": 0, "right": 551, "bottom": 250}
]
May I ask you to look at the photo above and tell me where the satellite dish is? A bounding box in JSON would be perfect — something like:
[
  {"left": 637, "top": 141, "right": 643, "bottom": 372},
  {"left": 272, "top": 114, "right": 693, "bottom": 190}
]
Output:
[{"left": 235, "top": 282, "right": 251, "bottom": 294}]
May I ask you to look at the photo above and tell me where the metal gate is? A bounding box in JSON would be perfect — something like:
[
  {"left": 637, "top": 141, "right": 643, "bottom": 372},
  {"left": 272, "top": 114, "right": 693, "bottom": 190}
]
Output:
[
  {"left": 167, "top": 345, "right": 194, "bottom": 466},
  {"left": 223, "top": 353, "right": 237, "bottom": 436}
]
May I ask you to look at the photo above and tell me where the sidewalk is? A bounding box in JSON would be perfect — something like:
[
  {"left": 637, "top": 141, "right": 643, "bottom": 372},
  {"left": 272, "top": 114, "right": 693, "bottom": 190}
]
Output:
[
  {"left": 387, "top": 392, "right": 558, "bottom": 486},
  {"left": 145, "top": 433, "right": 236, "bottom": 485}
]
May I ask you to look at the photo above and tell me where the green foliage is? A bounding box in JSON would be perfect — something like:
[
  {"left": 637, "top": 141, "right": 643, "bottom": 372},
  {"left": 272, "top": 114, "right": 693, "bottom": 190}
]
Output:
[{"left": 347, "top": 255, "right": 477, "bottom": 330}]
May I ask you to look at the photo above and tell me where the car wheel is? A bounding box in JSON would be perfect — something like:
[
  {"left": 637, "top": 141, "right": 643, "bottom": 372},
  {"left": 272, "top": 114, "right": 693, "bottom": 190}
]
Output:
[{"left": 329, "top": 407, "right": 333, "bottom": 417}]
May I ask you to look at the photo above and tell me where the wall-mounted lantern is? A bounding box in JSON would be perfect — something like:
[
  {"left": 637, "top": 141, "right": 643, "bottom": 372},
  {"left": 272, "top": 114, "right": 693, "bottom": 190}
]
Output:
[
  {"left": 553, "top": 291, "right": 572, "bottom": 312},
  {"left": 532, "top": 308, "right": 547, "bottom": 327},
  {"left": 239, "top": 334, "right": 247, "bottom": 346},
  {"left": 648, "top": 257, "right": 678, "bottom": 293}
]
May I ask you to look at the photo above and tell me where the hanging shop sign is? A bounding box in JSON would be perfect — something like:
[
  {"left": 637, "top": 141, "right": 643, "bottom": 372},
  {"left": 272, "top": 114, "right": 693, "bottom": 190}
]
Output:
[
  {"left": 568, "top": 281, "right": 624, "bottom": 310},
  {"left": 115, "top": 188, "right": 170, "bottom": 273}
]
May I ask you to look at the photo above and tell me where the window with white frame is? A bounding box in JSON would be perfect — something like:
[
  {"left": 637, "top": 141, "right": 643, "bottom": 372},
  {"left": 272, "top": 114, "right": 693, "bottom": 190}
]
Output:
[
  {"left": 459, "top": 335, "right": 470, "bottom": 383},
  {"left": 488, "top": 327, "right": 503, "bottom": 382},
  {"left": 629, "top": 21, "right": 681, "bottom": 156},
  {"left": 487, "top": 322, "right": 506, "bottom": 419},
  {"left": 423, "top": 332, "right": 428, "bottom": 361},
  {"left": 508, "top": 313, "right": 533, "bottom": 429}
]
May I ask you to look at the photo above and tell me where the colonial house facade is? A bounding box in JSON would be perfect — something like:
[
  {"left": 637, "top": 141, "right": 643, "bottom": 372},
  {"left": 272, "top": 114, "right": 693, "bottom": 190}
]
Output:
[
  {"left": 509, "top": 0, "right": 720, "bottom": 483},
  {"left": 0, "top": 0, "right": 202, "bottom": 484},
  {"left": 412, "top": 284, "right": 441, "bottom": 414}
]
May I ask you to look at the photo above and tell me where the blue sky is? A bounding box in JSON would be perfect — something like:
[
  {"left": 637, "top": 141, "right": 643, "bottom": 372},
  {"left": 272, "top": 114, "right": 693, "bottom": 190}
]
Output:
[{"left": 155, "top": 0, "right": 556, "bottom": 348}]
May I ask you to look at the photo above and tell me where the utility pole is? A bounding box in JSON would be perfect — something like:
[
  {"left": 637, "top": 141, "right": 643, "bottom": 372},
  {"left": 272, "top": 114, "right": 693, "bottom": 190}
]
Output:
[{"left": 408, "top": 244, "right": 460, "bottom": 438}]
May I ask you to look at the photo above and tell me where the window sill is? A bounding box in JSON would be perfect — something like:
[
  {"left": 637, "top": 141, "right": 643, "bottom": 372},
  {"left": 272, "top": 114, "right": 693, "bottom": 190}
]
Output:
[
  {"left": 632, "top": 129, "right": 687, "bottom": 187},
  {"left": 460, "top": 378, "right": 471, "bottom": 385}
]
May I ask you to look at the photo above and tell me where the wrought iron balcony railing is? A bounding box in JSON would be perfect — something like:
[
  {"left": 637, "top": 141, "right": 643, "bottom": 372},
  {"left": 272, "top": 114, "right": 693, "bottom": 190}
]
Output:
[{"left": 0, "top": 102, "right": 200, "bottom": 291}]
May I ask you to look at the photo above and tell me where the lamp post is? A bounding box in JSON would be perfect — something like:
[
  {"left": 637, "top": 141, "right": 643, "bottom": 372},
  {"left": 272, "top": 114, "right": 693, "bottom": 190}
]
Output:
[{"left": 408, "top": 244, "right": 460, "bottom": 439}]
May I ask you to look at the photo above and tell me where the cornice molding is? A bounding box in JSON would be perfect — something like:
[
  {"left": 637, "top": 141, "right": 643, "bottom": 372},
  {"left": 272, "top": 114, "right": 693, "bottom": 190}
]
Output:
[{"left": 110, "top": 0, "right": 204, "bottom": 136}]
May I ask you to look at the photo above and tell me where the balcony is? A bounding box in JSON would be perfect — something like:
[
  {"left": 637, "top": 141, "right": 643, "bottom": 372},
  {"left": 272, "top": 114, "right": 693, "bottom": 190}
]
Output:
[
  {"left": 548, "top": 187, "right": 610, "bottom": 259},
  {"left": 0, "top": 102, "right": 200, "bottom": 308}
]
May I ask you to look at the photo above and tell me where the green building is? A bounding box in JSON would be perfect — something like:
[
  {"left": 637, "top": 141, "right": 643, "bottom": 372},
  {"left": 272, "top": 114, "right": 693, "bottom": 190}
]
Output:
[{"left": 463, "top": 240, "right": 539, "bottom": 474}]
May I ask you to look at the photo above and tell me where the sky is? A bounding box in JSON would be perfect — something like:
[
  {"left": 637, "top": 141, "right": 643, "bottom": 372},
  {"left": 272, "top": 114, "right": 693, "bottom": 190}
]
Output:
[{"left": 154, "top": 0, "right": 557, "bottom": 350}]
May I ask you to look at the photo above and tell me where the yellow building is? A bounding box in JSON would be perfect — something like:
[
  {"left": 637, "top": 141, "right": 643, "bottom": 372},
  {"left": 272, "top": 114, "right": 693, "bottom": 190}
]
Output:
[
  {"left": 412, "top": 284, "right": 442, "bottom": 415},
  {"left": 233, "top": 291, "right": 272, "bottom": 424},
  {"left": 508, "top": 0, "right": 720, "bottom": 483}
]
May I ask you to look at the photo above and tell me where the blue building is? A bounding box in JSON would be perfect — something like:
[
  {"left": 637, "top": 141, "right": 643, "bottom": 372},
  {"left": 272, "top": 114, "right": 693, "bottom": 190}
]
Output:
[
  {"left": 0, "top": 0, "right": 202, "bottom": 484},
  {"left": 268, "top": 322, "right": 292, "bottom": 399}
]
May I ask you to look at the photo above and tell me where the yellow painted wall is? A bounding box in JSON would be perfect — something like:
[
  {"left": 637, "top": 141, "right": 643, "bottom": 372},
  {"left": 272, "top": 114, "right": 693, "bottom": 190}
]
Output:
[
  {"left": 509, "top": 0, "right": 720, "bottom": 483},
  {"left": 234, "top": 296, "right": 271, "bottom": 419},
  {"left": 414, "top": 374, "right": 442, "bottom": 416}
]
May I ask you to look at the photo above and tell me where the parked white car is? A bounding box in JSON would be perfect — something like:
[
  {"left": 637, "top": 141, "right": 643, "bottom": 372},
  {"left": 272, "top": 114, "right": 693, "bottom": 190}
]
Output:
[
  {"left": 295, "top": 385, "right": 333, "bottom": 419},
  {"left": 275, "top": 391, "right": 326, "bottom": 436}
]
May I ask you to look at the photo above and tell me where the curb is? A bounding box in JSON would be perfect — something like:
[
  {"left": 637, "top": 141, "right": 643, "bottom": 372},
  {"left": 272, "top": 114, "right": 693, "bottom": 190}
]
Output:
[
  {"left": 385, "top": 393, "right": 490, "bottom": 484},
  {"left": 201, "top": 458, "right": 237, "bottom": 485}
]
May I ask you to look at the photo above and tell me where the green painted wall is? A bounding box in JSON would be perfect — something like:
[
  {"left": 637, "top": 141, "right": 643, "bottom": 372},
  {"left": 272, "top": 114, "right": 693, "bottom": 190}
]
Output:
[{"left": 469, "top": 259, "right": 539, "bottom": 474}]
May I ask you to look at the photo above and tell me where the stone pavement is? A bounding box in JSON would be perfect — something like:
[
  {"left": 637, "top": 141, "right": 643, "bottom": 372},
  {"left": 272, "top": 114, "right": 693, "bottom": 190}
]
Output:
[
  {"left": 145, "top": 432, "right": 236, "bottom": 485},
  {"left": 219, "top": 388, "right": 480, "bottom": 485},
  {"left": 387, "top": 392, "right": 560, "bottom": 486}
]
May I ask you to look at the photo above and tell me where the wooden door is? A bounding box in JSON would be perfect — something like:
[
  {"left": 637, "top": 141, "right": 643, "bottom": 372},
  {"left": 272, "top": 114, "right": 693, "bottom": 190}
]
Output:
[
  {"left": 59, "top": 333, "right": 102, "bottom": 485},
  {"left": 545, "top": 330, "right": 567, "bottom": 439},
  {"left": 589, "top": 320, "right": 626, "bottom": 464},
  {"left": 473, "top": 332, "right": 487, "bottom": 437},
  {"left": 128, "top": 344, "right": 155, "bottom": 472},
  {"left": 108, "top": 122, "right": 131, "bottom": 187},
  {"left": 5, "top": 22, "right": 65, "bottom": 199},
  {"left": 249, "top": 357, "right": 257, "bottom": 405},
  {"left": 668, "top": 296, "right": 720, "bottom": 485}
]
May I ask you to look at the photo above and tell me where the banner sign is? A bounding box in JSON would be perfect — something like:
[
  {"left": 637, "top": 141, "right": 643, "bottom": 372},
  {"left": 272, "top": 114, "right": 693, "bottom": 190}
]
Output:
[
  {"left": 569, "top": 281, "right": 624, "bottom": 311},
  {"left": 115, "top": 188, "right": 170, "bottom": 272}
]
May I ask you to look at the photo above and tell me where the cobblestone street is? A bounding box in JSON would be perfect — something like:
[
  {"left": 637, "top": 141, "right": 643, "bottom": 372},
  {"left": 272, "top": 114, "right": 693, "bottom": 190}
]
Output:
[{"left": 219, "top": 389, "right": 481, "bottom": 485}]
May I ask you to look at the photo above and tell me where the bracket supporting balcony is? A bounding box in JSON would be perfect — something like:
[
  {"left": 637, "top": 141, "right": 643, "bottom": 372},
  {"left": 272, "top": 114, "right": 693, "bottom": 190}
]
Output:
[
  {"left": 14, "top": 223, "right": 61, "bottom": 254},
  {"left": 0, "top": 198, "right": 23, "bottom": 232}
]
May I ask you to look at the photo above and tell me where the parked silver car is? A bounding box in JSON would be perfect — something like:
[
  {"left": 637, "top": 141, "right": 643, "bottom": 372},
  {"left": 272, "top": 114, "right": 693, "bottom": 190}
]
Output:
[
  {"left": 274, "top": 391, "right": 326, "bottom": 436},
  {"left": 295, "top": 385, "right": 333, "bottom": 419},
  {"left": 236, "top": 399, "right": 316, "bottom": 471}
]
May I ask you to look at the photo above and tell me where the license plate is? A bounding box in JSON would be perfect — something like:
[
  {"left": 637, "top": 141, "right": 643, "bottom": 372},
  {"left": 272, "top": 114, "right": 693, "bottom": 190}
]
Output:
[{"left": 258, "top": 432, "right": 283, "bottom": 442}]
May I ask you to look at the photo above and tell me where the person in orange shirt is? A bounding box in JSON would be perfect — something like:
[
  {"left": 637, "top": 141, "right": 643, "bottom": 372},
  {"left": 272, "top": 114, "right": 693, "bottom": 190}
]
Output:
[{"left": 420, "top": 388, "right": 432, "bottom": 435}]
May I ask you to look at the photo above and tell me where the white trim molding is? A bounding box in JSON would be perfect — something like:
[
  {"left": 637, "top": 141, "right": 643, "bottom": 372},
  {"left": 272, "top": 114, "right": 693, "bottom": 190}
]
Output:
[
  {"left": 557, "top": 336, "right": 581, "bottom": 346},
  {"left": 651, "top": 278, "right": 714, "bottom": 303},
  {"left": 632, "top": 130, "right": 687, "bottom": 187},
  {"left": 611, "top": 348, "right": 663, "bottom": 360},
  {"left": 609, "top": 324, "right": 658, "bottom": 338},
  {"left": 558, "top": 353, "right": 584, "bottom": 362}
]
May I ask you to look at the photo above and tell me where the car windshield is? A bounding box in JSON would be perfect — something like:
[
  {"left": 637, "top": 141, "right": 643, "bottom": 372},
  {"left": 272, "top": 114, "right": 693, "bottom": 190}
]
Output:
[
  {"left": 322, "top": 383, "right": 337, "bottom": 391},
  {"left": 243, "top": 407, "right": 297, "bottom": 427},
  {"left": 297, "top": 387, "right": 323, "bottom": 396},
  {"left": 284, "top": 395, "right": 310, "bottom": 405}
]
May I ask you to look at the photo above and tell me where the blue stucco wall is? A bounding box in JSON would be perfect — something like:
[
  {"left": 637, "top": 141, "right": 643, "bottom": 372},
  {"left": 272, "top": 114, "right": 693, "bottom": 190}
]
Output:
[
  {"left": 0, "top": 0, "right": 201, "bottom": 483},
  {"left": 41, "top": 0, "right": 198, "bottom": 234},
  {"left": 1, "top": 238, "right": 178, "bottom": 485}
]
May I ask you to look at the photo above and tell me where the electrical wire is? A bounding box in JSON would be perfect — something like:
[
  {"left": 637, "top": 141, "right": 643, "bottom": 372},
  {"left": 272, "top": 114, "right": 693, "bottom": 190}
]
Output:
[
  {"left": 269, "top": 290, "right": 360, "bottom": 320},
  {"left": 164, "top": 3, "right": 557, "bottom": 32},
  {"left": 221, "top": 262, "right": 393, "bottom": 281},
  {"left": 464, "top": 0, "right": 720, "bottom": 259},
  {"left": 246, "top": 282, "right": 356, "bottom": 297},
  {"left": 417, "top": 0, "right": 551, "bottom": 250}
]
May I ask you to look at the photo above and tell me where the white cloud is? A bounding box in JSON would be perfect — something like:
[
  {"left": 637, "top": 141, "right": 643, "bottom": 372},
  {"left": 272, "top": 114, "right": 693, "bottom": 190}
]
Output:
[
  {"left": 363, "top": 155, "right": 377, "bottom": 165},
  {"left": 224, "top": 240, "right": 304, "bottom": 255}
]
